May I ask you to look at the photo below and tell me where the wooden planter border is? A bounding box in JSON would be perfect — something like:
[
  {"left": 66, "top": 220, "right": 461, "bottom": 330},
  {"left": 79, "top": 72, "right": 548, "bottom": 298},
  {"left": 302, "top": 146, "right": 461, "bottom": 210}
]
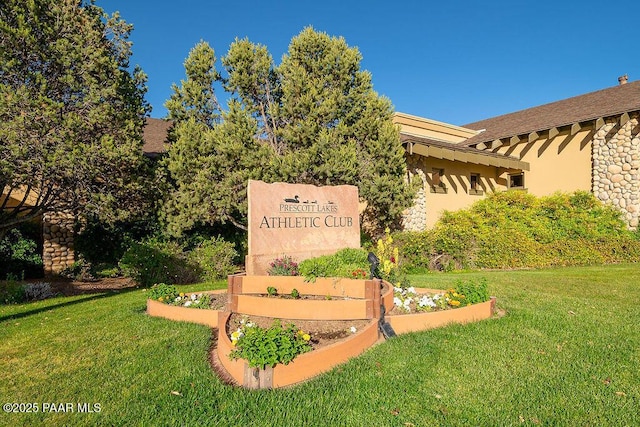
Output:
[
  {"left": 217, "top": 310, "right": 380, "bottom": 389},
  {"left": 228, "top": 274, "right": 393, "bottom": 321},
  {"left": 386, "top": 293, "right": 497, "bottom": 334},
  {"left": 147, "top": 277, "right": 497, "bottom": 389},
  {"left": 146, "top": 289, "right": 226, "bottom": 328}
]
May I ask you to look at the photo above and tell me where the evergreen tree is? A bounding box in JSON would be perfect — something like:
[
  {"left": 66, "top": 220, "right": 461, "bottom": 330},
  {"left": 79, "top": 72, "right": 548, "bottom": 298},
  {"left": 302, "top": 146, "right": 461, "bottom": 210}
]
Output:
[
  {"left": 0, "top": 0, "right": 152, "bottom": 238},
  {"left": 162, "top": 42, "right": 269, "bottom": 234},
  {"left": 162, "top": 27, "right": 413, "bottom": 236}
]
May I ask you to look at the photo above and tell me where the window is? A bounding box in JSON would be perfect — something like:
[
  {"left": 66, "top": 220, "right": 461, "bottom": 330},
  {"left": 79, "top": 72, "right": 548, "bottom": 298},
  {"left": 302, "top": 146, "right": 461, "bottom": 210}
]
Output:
[
  {"left": 469, "top": 173, "right": 483, "bottom": 195},
  {"left": 430, "top": 168, "right": 447, "bottom": 193},
  {"left": 509, "top": 172, "right": 525, "bottom": 189}
]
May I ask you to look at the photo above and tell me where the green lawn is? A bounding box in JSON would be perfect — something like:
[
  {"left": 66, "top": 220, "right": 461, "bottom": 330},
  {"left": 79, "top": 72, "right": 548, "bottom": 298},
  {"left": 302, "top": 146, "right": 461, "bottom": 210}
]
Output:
[{"left": 1, "top": 265, "right": 639, "bottom": 426}]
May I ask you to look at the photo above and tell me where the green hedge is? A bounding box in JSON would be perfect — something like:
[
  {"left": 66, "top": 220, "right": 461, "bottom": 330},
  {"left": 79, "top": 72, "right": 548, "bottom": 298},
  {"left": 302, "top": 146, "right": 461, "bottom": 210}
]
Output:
[{"left": 393, "top": 191, "right": 640, "bottom": 271}]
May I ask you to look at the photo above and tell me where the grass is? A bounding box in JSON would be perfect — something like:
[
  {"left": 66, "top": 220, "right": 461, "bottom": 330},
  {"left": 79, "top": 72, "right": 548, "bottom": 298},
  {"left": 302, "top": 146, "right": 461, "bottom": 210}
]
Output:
[{"left": 1, "top": 265, "right": 639, "bottom": 426}]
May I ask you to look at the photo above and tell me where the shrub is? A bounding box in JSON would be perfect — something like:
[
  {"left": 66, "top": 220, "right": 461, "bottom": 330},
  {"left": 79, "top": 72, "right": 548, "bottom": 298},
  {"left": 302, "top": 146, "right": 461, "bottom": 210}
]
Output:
[
  {"left": 298, "top": 248, "right": 369, "bottom": 281},
  {"left": 188, "top": 237, "right": 238, "bottom": 281},
  {"left": 453, "top": 278, "right": 489, "bottom": 305},
  {"left": 0, "top": 278, "right": 26, "bottom": 304},
  {"left": 391, "top": 231, "right": 434, "bottom": 272},
  {"left": 60, "top": 258, "right": 96, "bottom": 282},
  {"left": 229, "top": 319, "right": 312, "bottom": 369},
  {"left": 119, "top": 239, "right": 200, "bottom": 287},
  {"left": 23, "top": 282, "right": 56, "bottom": 301},
  {"left": 147, "top": 283, "right": 179, "bottom": 302},
  {"left": 267, "top": 256, "right": 299, "bottom": 276},
  {"left": 75, "top": 215, "right": 160, "bottom": 266},
  {"left": 392, "top": 191, "right": 640, "bottom": 271},
  {"left": 0, "top": 224, "right": 43, "bottom": 279}
]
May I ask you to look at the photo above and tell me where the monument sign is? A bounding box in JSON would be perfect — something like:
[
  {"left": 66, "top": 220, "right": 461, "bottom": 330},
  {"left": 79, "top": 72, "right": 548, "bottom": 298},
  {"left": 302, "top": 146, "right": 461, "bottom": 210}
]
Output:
[{"left": 246, "top": 180, "right": 360, "bottom": 275}]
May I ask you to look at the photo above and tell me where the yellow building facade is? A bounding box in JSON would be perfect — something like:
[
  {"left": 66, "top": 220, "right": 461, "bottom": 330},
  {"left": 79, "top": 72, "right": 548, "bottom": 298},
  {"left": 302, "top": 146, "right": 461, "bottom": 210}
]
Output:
[{"left": 397, "top": 78, "right": 640, "bottom": 230}]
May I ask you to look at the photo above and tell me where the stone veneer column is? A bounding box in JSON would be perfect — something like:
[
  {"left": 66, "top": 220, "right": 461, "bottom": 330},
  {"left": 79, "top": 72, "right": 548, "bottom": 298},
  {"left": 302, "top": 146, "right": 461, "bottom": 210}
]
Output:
[
  {"left": 402, "top": 157, "right": 428, "bottom": 231},
  {"left": 592, "top": 113, "right": 640, "bottom": 229},
  {"left": 42, "top": 211, "right": 75, "bottom": 276}
]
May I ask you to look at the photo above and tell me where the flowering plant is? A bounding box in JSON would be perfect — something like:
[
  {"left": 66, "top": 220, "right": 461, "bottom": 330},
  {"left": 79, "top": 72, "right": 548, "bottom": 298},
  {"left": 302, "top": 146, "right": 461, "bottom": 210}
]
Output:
[
  {"left": 267, "top": 256, "right": 299, "bottom": 276},
  {"left": 229, "top": 318, "right": 312, "bottom": 369},
  {"left": 374, "top": 228, "right": 409, "bottom": 287},
  {"left": 392, "top": 278, "right": 489, "bottom": 313},
  {"left": 393, "top": 286, "right": 447, "bottom": 312},
  {"left": 148, "top": 283, "right": 178, "bottom": 302},
  {"left": 351, "top": 268, "right": 368, "bottom": 279},
  {"left": 172, "top": 292, "right": 211, "bottom": 309},
  {"left": 148, "top": 283, "right": 212, "bottom": 309}
]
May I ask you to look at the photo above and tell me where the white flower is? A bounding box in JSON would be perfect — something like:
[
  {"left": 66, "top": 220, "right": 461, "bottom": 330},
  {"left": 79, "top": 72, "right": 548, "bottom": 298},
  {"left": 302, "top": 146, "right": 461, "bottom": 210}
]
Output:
[
  {"left": 184, "top": 301, "right": 192, "bottom": 307},
  {"left": 350, "top": 326, "right": 357, "bottom": 333},
  {"left": 418, "top": 296, "right": 436, "bottom": 308},
  {"left": 393, "top": 297, "right": 403, "bottom": 306},
  {"left": 174, "top": 297, "right": 181, "bottom": 302},
  {"left": 394, "top": 286, "right": 403, "bottom": 294},
  {"left": 407, "top": 286, "right": 416, "bottom": 294},
  {"left": 191, "top": 294, "right": 197, "bottom": 301}
]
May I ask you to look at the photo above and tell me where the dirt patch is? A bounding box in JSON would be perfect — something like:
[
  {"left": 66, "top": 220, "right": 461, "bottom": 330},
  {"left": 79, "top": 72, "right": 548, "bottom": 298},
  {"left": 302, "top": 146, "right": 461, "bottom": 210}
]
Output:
[
  {"left": 28, "top": 277, "right": 139, "bottom": 297},
  {"left": 207, "top": 292, "right": 228, "bottom": 310},
  {"left": 227, "top": 313, "right": 372, "bottom": 350}
]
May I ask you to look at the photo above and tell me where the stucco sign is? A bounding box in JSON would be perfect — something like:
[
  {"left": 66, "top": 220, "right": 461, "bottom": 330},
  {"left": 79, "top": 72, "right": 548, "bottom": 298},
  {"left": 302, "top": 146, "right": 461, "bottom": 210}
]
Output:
[{"left": 246, "top": 180, "right": 360, "bottom": 275}]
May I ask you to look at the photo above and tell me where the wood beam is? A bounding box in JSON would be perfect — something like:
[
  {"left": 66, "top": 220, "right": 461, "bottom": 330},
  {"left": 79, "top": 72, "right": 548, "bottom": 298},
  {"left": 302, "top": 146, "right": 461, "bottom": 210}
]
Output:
[
  {"left": 570, "top": 122, "right": 581, "bottom": 135},
  {"left": 476, "top": 142, "right": 487, "bottom": 150},
  {"left": 489, "top": 139, "right": 502, "bottom": 149},
  {"left": 548, "top": 127, "right": 559, "bottom": 139},
  {"left": 528, "top": 131, "right": 539, "bottom": 143},
  {"left": 509, "top": 135, "right": 520, "bottom": 146},
  {"left": 620, "top": 112, "right": 630, "bottom": 126},
  {"left": 595, "top": 117, "right": 605, "bottom": 129}
]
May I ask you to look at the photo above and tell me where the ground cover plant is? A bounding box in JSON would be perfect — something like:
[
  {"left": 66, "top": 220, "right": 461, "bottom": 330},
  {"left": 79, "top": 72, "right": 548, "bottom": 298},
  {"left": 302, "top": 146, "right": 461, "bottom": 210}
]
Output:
[{"left": 2, "top": 264, "right": 639, "bottom": 426}]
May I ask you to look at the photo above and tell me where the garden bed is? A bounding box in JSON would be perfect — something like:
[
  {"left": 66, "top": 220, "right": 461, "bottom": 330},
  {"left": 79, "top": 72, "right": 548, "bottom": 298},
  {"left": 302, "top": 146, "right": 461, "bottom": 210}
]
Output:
[
  {"left": 215, "top": 311, "right": 381, "bottom": 389},
  {"left": 386, "top": 295, "right": 497, "bottom": 334},
  {"left": 227, "top": 274, "right": 393, "bottom": 320},
  {"left": 146, "top": 289, "right": 227, "bottom": 328},
  {"left": 146, "top": 277, "right": 496, "bottom": 389}
]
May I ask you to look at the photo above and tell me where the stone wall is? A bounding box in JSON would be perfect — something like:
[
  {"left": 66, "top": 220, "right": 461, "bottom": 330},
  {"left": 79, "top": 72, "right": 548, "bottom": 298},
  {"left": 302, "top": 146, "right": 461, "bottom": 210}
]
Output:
[
  {"left": 592, "top": 113, "right": 640, "bottom": 229},
  {"left": 42, "top": 211, "right": 75, "bottom": 276},
  {"left": 402, "top": 157, "right": 428, "bottom": 231}
]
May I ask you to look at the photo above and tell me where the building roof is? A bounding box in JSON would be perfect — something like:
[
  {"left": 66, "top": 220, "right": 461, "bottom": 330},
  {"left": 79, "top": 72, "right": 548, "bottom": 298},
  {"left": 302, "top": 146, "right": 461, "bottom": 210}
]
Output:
[
  {"left": 401, "top": 134, "right": 529, "bottom": 171},
  {"left": 142, "top": 118, "right": 172, "bottom": 157},
  {"left": 461, "top": 79, "right": 640, "bottom": 147}
]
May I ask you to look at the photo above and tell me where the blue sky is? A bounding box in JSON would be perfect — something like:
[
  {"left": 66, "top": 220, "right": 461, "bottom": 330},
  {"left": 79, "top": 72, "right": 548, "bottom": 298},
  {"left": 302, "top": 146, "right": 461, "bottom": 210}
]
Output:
[{"left": 101, "top": 0, "right": 639, "bottom": 125}]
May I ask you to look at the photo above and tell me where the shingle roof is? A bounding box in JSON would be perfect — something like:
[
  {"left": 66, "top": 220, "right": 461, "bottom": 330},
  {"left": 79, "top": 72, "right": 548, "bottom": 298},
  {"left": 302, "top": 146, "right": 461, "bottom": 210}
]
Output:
[
  {"left": 401, "top": 134, "right": 529, "bottom": 170},
  {"left": 461, "top": 80, "right": 640, "bottom": 146},
  {"left": 142, "top": 118, "right": 172, "bottom": 157}
]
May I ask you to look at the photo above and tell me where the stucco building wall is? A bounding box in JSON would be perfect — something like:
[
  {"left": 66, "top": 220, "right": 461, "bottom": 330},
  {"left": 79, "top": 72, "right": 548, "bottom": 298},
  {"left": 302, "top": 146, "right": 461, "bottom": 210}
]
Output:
[
  {"left": 403, "top": 155, "right": 507, "bottom": 230},
  {"left": 494, "top": 129, "right": 593, "bottom": 196}
]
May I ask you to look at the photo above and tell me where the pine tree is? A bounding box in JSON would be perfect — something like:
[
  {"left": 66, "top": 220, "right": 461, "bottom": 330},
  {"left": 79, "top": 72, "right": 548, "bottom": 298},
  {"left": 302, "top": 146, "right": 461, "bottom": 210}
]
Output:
[
  {"left": 161, "top": 27, "right": 413, "bottom": 236},
  {"left": 0, "top": 0, "right": 151, "bottom": 237}
]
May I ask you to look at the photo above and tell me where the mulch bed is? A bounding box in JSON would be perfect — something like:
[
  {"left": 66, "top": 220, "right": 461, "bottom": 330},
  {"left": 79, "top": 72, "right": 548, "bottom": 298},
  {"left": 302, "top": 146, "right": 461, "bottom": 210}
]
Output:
[{"left": 28, "top": 277, "right": 139, "bottom": 297}]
